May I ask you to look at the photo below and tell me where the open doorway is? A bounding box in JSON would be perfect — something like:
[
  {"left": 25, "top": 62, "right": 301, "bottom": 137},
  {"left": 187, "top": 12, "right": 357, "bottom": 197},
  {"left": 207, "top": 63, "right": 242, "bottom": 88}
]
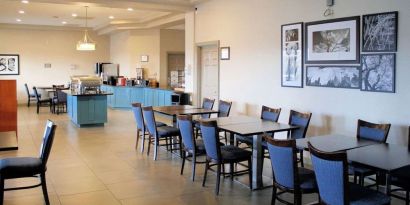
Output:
[{"left": 167, "top": 52, "right": 185, "bottom": 88}]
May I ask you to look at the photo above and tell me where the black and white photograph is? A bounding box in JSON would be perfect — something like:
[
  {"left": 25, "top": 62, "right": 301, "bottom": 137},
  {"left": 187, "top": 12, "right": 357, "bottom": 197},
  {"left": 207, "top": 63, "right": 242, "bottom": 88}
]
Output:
[
  {"left": 0, "top": 54, "right": 19, "bottom": 75},
  {"left": 305, "top": 16, "right": 360, "bottom": 64},
  {"left": 361, "top": 53, "right": 395, "bottom": 93},
  {"left": 281, "top": 22, "right": 303, "bottom": 88},
  {"left": 306, "top": 66, "right": 360, "bottom": 89},
  {"left": 363, "top": 11, "right": 398, "bottom": 52}
]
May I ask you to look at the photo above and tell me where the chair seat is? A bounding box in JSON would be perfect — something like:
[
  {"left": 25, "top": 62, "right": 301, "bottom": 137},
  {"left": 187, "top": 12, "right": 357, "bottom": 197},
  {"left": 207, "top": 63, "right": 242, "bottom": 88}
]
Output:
[
  {"left": 298, "top": 167, "right": 317, "bottom": 190},
  {"left": 157, "top": 126, "right": 180, "bottom": 137},
  {"left": 29, "top": 93, "right": 39, "bottom": 98},
  {"left": 220, "top": 145, "right": 251, "bottom": 162},
  {"left": 391, "top": 165, "right": 410, "bottom": 190},
  {"left": 349, "top": 183, "right": 390, "bottom": 205},
  {"left": 156, "top": 122, "right": 166, "bottom": 127},
  {"left": 38, "top": 98, "right": 52, "bottom": 103},
  {"left": 236, "top": 135, "right": 252, "bottom": 145},
  {"left": 349, "top": 165, "right": 375, "bottom": 176},
  {"left": 0, "top": 157, "right": 43, "bottom": 179}
]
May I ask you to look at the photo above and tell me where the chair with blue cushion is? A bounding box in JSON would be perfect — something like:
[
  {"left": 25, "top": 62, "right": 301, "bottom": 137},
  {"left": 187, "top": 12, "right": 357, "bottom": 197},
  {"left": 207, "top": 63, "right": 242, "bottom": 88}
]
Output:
[
  {"left": 265, "top": 137, "right": 317, "bottom": 205},
  {"left": 0, "top": 120, "right": 56, "bottom": 205},
  {"left": 287, "top": 110, "right": 312, "bottom": 167},
  {"left": 143, "top": 106, "right": 181, "bottom": 160},
  {"left": 308, "top": 142, "right": 391, "bottom": 205},
  {"left": 217, "top": 100, "right": 232, "bottom": 144},
  {"left": 200, "top": 120, "right": 252, "bottom": 195},
  {"left": 194, "top": 98, "right": 215, "bottom": 137},
  {"left": 178, "top": 115, "right": 207, "bottom": 181},
  {"left": 351, "top": 119, "right": 391, "bottom": 187},
  {"left": 131, "top": 103, "right": 166, "bottom": 153}
]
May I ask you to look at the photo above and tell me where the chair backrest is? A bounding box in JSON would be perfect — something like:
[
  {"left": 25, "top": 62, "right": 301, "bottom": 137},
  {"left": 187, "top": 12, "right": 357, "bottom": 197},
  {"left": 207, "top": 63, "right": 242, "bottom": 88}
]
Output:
[
  {"left": 288, "top": 110, "right": 312, "bottom": 139},
  {"left": 56, "top": 89, "right": 67, "bottom": 102},
  {"left": 218, "top": 100, "right": 232, "bottom": 117},
  {"left": 131, "top": 103, "right": 145, "bottom": 131},
  {"left": 265, "top": 136, "right": 298, "bottom": 190},
  {"left": 39, "top": 120, "right": 57, "bottom": 167},
  {"left": 142, "top": 106, "right": 157, "bottom": 138},
  {"left": 261, "top": 106, "right": 281, "bottom": 122},
  {"left": 356, "top": 119, "right": 391, "bottom": 143},
  {"left": 201, "top": 98, "right": 215, "bottom": 119},
  {"left": 309, "top": 142, "right": 349, "bottom": 205},
  {"left": 200, "top": 120, "right": 221, "bottom": 161},
  {"left": 32, "top": 86, "right": 41, "bottom": 101},
  {"left": 177, "top": 115, "right": 196, "bottom": 151},
  {"left": 24, "top": 83, "right": 31, "bottom": 96},
  {"left": 408, "top": 126, "right": 410, "bottom": 150}
]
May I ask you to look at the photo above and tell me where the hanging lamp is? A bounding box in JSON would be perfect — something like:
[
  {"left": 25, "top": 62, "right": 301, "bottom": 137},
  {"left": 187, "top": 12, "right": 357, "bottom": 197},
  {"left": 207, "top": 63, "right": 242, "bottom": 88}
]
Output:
[{"left": 76, "top": 6, "right": 96, "bottom": 51}]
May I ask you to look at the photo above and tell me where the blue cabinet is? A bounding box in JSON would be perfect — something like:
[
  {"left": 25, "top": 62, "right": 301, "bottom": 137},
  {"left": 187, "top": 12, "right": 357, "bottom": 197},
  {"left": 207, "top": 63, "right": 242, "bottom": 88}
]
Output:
[{"left": 67, "top": 94, "right": 108, "bottom": 127}]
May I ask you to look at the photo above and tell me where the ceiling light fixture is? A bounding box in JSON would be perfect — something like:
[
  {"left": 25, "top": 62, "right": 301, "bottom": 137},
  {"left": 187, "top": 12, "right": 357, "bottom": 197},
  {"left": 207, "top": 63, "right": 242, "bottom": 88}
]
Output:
[
  {"left": 108, "top": 15, "right": 114, "bottom": 19},
  {"left": 127, "top": 8, "right": 133, "bottom": 11},
  {"left": 76, "top": 6, "right": 96, "bottom": 51},
  {"left": 72, "top": 13, "right": 77, "bottom": 17},
  {"left": 16, "top": 19, "right": 22, "bottom": 22},
  {"left": 18, "top": 10, "right": 25, "bottom": 14},
  {"left": 21, "top": 0, "right": 29, "bottom": 3}
]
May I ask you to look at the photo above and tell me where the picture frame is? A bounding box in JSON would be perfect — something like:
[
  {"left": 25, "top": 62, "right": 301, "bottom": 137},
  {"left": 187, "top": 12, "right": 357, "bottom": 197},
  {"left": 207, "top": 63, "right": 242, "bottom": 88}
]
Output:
[
  {"left": 220, "top": 47, "right": 230, "bottom": 60},
  {"left": 0, "top": 54, "right": 20, "bottom": 75},
  {"left": 141, "top": 55, "right": 149, "bottom": 62},
  {"left": 362, "top": 11, "right": 398, "bottom": 52},
  {"left": 306, "top": 65, "right": 360, "bottom": 89},
  {"left": 281, "top": 22, "right": 304, "bottom": 88},
  {"left": 305, "top": 16, "right": 360, "bottom": 64},
  {"left": 361, "top": 53, "right": 395, "bottom": 93}
]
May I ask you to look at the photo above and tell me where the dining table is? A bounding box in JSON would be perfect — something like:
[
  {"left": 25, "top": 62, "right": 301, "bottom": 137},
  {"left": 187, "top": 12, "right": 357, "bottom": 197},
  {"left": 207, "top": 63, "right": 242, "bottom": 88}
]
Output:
[
  {"left": 296, "top": 134, "right": 379, "bottom": 152},
  {"left": 153, "top": 105, "right": 219, "bottom": 126},
  {"left": 0, "top": 131, "right": 18, "bottom": 151}
]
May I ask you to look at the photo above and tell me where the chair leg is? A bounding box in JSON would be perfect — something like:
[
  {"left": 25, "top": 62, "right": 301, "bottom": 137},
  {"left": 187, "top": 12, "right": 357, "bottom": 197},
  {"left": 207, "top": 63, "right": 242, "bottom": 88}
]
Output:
[
  {"left": 181, "top": 151, "right": 186, "bottom": 175},
  {"left": 0, "top": 177, "right": 4, "bottom": 205},
  {"left": 153, "top": 138, "right": 159, "bottom": 161},
  {"left": 192, "top": 153, "right": 196, "bottom": 181},
  {"left": 135, "top": 129, "right": 140, "bottom": 150},
  {"left": 299, "top": 150, "right": 304, "bottom": 167},
  {"left": 359, "top": 174, "right": 365, "bottom": 186},
  {"left": 27, "top": 98, "right": 30, "bottom": 107},
  {"left": 271, "top": 186, "right": 277, "bottom": 205},
  {"left": 354, "top": 173, "right": 358, "bottom": 184},
  {"left": 141, "top": 132, "right": 146, "bottom": 153},
  {"left": 216, "top": 163, "right": 221, "bottom": 195},
  {"left": 202, "top": 160, "right": 209, "bottom": 187},
  {"left": 40, "top": 172, "right": 50, "bottom": 205},
  {"left": 147, "top": 136, "right": 151, "bottom": 156},
  {"left": 406, "top": 191, "right": 409, "bottom": 205},
  {"left": 294, "top": 191, "right": 302, "bottom": 205},
  {"left": 230, "top": 163, "right": 234, "bottom": 181},
  {"left": 248, "top": 159, "right": 252, "bottom": 190},
  {"left": 37, "top": 103, "right": 40, "bottom": 114}
]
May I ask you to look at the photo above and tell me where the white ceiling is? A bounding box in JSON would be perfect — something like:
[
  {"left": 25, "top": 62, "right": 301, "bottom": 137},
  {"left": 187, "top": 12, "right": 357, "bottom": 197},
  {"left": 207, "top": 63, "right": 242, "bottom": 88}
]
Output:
[{"left": 0, "top": 0, "right": 205, "bottom": 34}]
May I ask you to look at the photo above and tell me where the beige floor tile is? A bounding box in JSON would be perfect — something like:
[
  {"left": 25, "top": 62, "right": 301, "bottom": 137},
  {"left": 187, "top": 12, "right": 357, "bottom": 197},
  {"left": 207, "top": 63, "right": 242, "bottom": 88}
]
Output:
[{"left": 59, "top": 190, "right": 120, "bottom": 205}]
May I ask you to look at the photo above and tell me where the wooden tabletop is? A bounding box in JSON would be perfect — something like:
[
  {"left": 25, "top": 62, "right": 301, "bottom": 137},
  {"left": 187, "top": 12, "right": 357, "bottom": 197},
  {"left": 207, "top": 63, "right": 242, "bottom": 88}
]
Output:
[
  {"left": 36, "top": 86, "right": 53, "bottom": 89},
  {"left": 0, "top": 131, "right": 18, "bottom": 151},
  {"left": 296, "top": 134, "right": 378, "bottom": 152},
  {"left": 199, "top": 115, "right": 261, "bottom": 126},
  {"left": 153, "top": 105, "right": 200, "bottom": 112},
  {"left": 218, "top": 120, "right": 298, "bottom": 136},
  {"left": 347, "top": 143, "right": 410, "bottom": 172},
  {"left": 154, "top": 108, "right": 219, "bottom": 116}
]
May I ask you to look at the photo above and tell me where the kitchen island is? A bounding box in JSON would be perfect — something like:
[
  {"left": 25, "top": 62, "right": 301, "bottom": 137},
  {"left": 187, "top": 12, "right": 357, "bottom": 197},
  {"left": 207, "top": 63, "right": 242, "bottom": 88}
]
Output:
[{"left": 65, "top": 90, "right": 113, "bottom": 127}]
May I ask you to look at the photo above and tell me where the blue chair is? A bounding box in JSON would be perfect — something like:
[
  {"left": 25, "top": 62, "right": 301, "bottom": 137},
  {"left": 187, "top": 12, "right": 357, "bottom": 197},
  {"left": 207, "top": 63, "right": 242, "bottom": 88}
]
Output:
[
  {"left": 287, "top": 110, "right": 312, "bottom": 167},
  {"left": 217, "top": 100, "right": 232, "bottom": 144},
  {"left": 308, "top": 142, "right": 390, "bottom": 205},
  {"left": 200, "top": 120, "right": 252, "bottom": 195},
  {"left": 131, "top": 103, "right": 166, "bottom": 153},
  {"left": 178, "top": 115, "right": 207, "bottom": 181},
  {"left": 194, "top": 98, "right": 215, "bottom": 137},
  {"left": 352, "top": 119, "right": 391, "bottom": 187},
  {"left": 0, "top": 120, "right": 57, "bottom": 205},
  {"left": 265, "top": 137, "right": 317, "bottom": 205},
  {"left": 142, "top": 106, "right": 181, "bottom": 160}
]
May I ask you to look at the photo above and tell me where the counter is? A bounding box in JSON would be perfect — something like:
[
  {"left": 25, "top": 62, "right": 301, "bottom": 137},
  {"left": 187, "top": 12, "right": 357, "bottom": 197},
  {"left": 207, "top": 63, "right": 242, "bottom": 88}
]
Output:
[{"left": 65, "top": 90, "right": 113, "bottom": 127}]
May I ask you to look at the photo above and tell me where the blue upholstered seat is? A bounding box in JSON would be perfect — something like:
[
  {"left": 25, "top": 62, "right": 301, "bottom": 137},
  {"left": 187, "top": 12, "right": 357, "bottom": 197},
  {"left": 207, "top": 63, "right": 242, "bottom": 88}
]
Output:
[{"left": 0, "top": 157, "right": 43, "bottom": 179}]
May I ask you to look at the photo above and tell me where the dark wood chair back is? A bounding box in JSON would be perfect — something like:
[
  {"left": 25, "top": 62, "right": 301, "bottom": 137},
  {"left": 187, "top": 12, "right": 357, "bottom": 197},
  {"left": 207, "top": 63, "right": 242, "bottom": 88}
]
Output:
[{"left": 356, "top": 119, "right": 391, "bottom": 143}]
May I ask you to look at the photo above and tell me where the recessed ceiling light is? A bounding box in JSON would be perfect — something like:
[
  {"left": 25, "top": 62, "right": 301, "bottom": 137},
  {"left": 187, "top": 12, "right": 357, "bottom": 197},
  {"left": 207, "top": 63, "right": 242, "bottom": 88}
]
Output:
[
  {"left": 108, "top": 16, "right": 114, "bottom": 19},
  {"left": 72, "top": 13, "right": 77, "bottom": 17},
  {"left": 21, "top": 0, "right": 29, "bottom": 3},
  {"left": 62, "top": 21, "right": 67, "bottom": 24},
  {"left": 16, "top": 19, "right": 22, "bottom": 22},
  {"left": 127, "top": 8, "right": 133, "bottom": 11},
  {"left": 18, "top": 10, "right": 25, "bottom": 14}
]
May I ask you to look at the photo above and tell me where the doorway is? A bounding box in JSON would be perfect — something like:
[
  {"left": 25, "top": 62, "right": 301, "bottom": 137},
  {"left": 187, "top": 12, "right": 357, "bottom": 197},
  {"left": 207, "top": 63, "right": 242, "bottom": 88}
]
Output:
[{"left": 167, "top": 53, "right": 185, "bottom": 88}]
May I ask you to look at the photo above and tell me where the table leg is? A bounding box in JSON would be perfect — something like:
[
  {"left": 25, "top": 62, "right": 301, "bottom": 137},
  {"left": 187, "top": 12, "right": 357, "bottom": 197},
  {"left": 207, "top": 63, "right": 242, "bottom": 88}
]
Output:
[
  {"left": 386, "top": 172, "right": 391, "bottom": 196},
  {"left": 252, "top": 134, "right": 263, "bottom": 189}
]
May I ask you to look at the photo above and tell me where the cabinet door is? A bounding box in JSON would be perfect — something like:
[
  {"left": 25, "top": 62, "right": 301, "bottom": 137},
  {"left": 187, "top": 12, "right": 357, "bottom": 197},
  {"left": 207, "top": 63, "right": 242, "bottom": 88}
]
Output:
[
  {"left": 164, "top": 91, "right": 172, "bottom": 106},
  {"left": 130, "top": 88, "right": 144, "bottom": 104},
  {"left": 115, "top": 88, "right": 131, "bottom": 108},
  {"left": 157, "top": 91, "right": 165, "bottom": 106}
]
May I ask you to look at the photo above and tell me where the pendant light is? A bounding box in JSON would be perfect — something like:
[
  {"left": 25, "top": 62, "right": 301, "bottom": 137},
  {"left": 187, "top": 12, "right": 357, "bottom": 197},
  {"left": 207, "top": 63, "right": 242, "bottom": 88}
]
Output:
[{"left": 76, "top": 6, "right": 96, "bottom": 51}]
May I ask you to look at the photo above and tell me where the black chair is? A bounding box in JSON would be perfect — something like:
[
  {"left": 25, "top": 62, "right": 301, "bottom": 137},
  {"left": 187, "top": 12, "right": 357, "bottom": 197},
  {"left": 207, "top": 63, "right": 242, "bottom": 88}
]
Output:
[
  {"left": 24, "top": 83, "right": 39, "bottom": 107},
  {"left": 308, "top": 142, "right": 390, "bottom": 205},
  {"left": 351, "top": 119, "right": 391, "bottom": 187},
  {"left": 178, "top": 115, "right": 207, "bottom": 181},
  {"left": 264, "top": 137, "right": 317, "bottom": 205},
  {"left": 33, "top": 87, "right": 52, "bottom": 114},
  {"left": 200, "top": 120, "right": 252, "bottom": 195},
  {"left": 0, "top": 120, "right": 57, "bottom": 205},
  {"left": 52, "top": 89, "right": 67, "bottom": 114}
]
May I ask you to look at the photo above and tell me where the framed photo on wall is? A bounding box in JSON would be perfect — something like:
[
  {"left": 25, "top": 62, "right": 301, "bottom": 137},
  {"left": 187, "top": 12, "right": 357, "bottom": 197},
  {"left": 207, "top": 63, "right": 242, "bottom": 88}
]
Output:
[
  {"left": 361, "top": 53, "right": 395, "bottom": 93},
  {"left": 305, "top": 16, "right": 360, "bottom": 64},
  {"left": 306, "top": 65, "right": 360, "bottom": 89},
  {"left": 281, "top": 22, "right": 303, "bottom": 88},
  {"left": 220, "top": 47, "right": 230, "bottom": 60},
  {"left": 362, "top": 11, "right": 398, "bottom": 52},
  {"left": 0, "top": 54, "right": 19, "bottom": 75}
]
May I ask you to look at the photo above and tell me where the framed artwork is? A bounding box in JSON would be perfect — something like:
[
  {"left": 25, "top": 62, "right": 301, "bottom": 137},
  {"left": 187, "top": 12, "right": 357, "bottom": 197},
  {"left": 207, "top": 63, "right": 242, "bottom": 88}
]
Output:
[
  {"left": 220, "top": 47, "right": 230, "bottom": 60},
  {"left": 141, "top": 55, "right": 149, "bottom": 62},
  {"left": 361, "top": 53, "right": 395, "bottom": 93},
  {"left": 0, "top": 54, "right": 19, "bottom": 75},
  {"left": 306, "top": 66, "right": 360, "bottom": 89},
  {"left": 305, "top": 16, "right": 360, "bottom": 64},
  {"left": 281, "top": 22, "right": 303, "bottom": 88},
  {"left": 362, "top": 11, "right": 398, "bottom": 52}
]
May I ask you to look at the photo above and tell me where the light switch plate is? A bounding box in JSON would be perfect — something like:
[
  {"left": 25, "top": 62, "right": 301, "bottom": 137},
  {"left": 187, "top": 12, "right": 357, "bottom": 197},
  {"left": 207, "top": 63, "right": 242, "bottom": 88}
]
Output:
[
  {"left": 327, "top": 0, "right": 334, "bottom": 6},
  {"left": 44, "top": 63, "right": 51, "bottom": 68}
]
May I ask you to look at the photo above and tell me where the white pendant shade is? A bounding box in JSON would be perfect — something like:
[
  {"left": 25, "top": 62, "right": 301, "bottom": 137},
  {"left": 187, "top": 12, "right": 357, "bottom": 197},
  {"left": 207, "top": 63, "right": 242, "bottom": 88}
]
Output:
[{"left": 77, "top": 6, "right": 96, "bottom": 51}]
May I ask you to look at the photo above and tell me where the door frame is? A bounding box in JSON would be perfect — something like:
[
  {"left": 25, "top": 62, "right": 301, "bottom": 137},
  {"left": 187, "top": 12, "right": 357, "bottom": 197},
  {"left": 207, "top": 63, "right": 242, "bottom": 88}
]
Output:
[{"left": 194, "top": 40, "right": 220, "bottom": 106}]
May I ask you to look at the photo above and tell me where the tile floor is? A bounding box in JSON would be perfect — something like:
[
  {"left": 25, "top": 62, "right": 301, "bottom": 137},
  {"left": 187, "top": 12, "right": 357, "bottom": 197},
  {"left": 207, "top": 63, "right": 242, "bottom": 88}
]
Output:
[{"left": 0, "top": 106, "right": 404, "bottom": 204}]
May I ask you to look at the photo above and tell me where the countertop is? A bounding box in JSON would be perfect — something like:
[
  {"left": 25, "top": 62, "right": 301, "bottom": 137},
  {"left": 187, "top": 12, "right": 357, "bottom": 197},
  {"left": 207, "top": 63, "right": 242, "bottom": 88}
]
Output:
[
  {"left": 63, "top": 90, "right": 113, "bottom": 96},
  {"left": 102, "top": 84, "right": 185, "bottom": 93}
]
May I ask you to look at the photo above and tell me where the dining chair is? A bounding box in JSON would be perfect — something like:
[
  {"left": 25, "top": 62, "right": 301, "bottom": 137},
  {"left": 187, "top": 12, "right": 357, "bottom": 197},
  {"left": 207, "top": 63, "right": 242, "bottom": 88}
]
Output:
[
  {"left": 287, "top": 110, "right": 312, "bottom": 167},
  {"left": 352, "top": 119, "right": 391, "bottom": 187},
  {"left": 24, "top": 83, "right": 39, "bottom": 107},
  {"left": 308, "top": 142, "right": 391, "bottom": 205},
  {"left": 131, "top": 103, "right": 166, "bottom": 153},
  {"left": 52, "top": 89, "right": 67, "bottom": 114},
  {"left": 218, "top": 100, "right": 232, "bottom": 144},
  {"left": 178, "top": 115, "right": 206, "bottom": 181},
  {"left": 194, "top": 98, "right": 215, "bottom": 137},
  {"left": 200, "top": 120, "right": 252, "bottom": 195},
  {"left": 0, "top": 120, "right": 57, "bottom": 205},
  {"left": 33, "top": 87, "right": 52, "bottom": 114},
  {"left": 265, "top": 137, "right": 317, "bottom": 205},
  {"left": 143, "top": 106, "right": 181, "bottom": 160}
]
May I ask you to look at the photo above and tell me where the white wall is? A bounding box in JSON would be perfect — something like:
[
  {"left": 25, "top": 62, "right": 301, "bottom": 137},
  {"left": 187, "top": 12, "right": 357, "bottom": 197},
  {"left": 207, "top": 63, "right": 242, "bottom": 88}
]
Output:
[
  {"left": 189, "top": 0, "right": 410, "bottom": 144},
  {"left": 0, "top": 26, "right": 110, "bottom": 103},
  {"left": 159, "top": 29, "right": 185, "bottom": 86}
]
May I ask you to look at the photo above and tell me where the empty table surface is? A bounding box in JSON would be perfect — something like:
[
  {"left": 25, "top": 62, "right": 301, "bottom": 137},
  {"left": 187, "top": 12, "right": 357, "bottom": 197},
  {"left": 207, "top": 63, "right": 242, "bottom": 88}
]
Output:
[
  {"left": 296, "top": 134, "right": 378, "bottom": 152},
  {"left": 200, "top": 115, "right": 262, "bottom": 126},
  {"left": 154, "top": 108, "right": 218, "bottom": 116},
  {"left": 219, "top": 120, "right": 299, "bottom": 136},
  {"left": 153, "top": 105, "right": 200, "bottom": 112},
  {"left": 0, "top": 131, "right": 18, "bottom": 151}
]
